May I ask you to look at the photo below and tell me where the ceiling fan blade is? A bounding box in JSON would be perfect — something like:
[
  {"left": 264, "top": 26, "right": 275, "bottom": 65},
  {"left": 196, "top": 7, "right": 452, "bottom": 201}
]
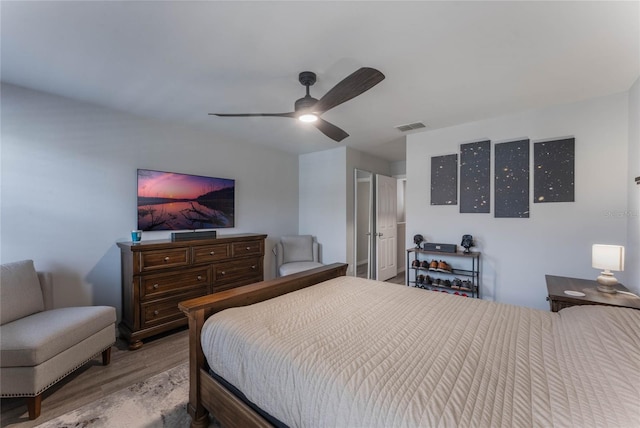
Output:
[
  {"left": 312, "top": 67, "right": 385, "bottom": 113},
  {"left": 209, "top": 112, "right": 296, "bottom": 118},
  {"left": 313, "top": 118, "right": 349, "bottom": 142}
]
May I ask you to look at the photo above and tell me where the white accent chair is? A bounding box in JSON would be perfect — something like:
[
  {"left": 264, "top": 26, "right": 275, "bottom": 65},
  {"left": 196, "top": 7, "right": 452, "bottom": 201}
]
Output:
[
  {"left": 0, "top": 260, "right": 116, "bottom": 420},
  {"left": 274, "top": 235, "right": 324, "bottom": 277}
]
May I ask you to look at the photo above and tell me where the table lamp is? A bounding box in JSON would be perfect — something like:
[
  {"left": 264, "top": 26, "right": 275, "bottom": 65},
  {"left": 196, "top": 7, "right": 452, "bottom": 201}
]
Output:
[{"left": 592, "top": 244, "right": 625, "bottom": 293}]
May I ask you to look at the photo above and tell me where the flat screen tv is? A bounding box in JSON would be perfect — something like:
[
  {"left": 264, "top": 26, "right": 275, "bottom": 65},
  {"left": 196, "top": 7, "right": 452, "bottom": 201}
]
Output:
[{"left": 137, "top": 169, "right": 235, "bottom": 231}]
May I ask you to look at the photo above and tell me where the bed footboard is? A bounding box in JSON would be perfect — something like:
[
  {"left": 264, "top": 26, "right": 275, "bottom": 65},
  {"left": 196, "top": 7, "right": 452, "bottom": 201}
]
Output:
[{"left": 179, "top": 263, "right": 349, "bottom": 428}]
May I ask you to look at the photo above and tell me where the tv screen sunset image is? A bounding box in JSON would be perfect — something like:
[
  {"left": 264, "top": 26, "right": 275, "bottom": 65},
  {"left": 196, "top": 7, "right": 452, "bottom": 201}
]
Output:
[{"left": 137, "top": 169, "right": 235, "bottom": 231}]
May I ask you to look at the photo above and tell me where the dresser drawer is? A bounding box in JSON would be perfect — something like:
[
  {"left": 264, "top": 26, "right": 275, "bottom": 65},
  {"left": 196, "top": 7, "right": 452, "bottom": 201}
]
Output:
[
  {"left": 140, "top": 266, "right": 210, "bottom": 300},
  {"left": 213, "top": 257, "right": 261, "bottom": 285},
  {"left": 141, "top": 290, "right": 208, "bottom": 328},
  {"left": 139, "top": 248, "right": 190, "bottom": 272},
  {"left": 232, "top": 240, "right": 263, "bottom": 257},
  {"left": 192, "top": 243, "right": 230, "bottom": 264}
]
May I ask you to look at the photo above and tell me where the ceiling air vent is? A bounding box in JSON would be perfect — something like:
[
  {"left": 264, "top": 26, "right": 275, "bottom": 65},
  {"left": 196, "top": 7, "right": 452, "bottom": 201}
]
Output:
[{"left": 395, "top": 121, "right": 426, "bottom": 133}]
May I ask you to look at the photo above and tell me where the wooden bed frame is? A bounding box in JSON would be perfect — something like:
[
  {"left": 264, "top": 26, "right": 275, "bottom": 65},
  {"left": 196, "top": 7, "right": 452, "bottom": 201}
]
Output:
[{"left": 178, "top": 263, "right": 349, "bottom": 428}]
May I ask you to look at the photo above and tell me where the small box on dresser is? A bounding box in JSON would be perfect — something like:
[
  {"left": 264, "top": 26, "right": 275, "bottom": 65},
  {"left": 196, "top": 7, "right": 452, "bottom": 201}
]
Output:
[{"left": 117, "top": 233, "right": 267, "bottom": 350}]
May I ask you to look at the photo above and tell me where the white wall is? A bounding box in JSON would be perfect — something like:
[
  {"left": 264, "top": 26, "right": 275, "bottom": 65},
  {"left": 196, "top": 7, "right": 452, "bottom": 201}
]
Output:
[
  {"left": 627, "top": 77, "right": 640, "bottom": 293},
  {"left": 390, "top": 160, "right": 407, "bottom": 177},
  {"left": 406, "top": 92, "right": 629, "bottom": 309},
  {"left": 298, "top": 147, "right": 391, "bottom": 275},
  {"left": 298, "top": 147, "right": 347, "bottom": 266},
  {"left": 1, "top": 84, "right": 300, "bottom": 318}
]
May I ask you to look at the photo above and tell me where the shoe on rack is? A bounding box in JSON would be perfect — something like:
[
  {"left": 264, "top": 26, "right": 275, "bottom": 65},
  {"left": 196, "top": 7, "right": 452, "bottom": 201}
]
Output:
[
  {"left": 412, "top": 260, "right": 420, "bottom": 269},
  {"left": 418, "top": 274, "right": 425, "bottom": 284},
  {"left": 420, "top": 260, "right": 429, "bottom": 269},
  {"left": 429, "top": 260, "right": 438, "bottom": 271},
  {"left": 437, "top": 261, "right": 452, "bottom": 273},
  {"left": 426, "top": 275, "right": 433, "bottom": 285}
]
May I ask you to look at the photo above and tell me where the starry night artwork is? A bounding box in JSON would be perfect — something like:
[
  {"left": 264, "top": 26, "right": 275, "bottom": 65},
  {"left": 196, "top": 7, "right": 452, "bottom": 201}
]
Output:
[
  {"left": 430, "top": 154, "right": 457, "bottom": 205},
  {"left": 495, "top": 139, "right": 530, "bottom": 218},
  {"left": 534, "top": 138, "right": 575, "bottom": 203},
  {"left": 460, "top": 140, "right": 490, "bottom": 213}
]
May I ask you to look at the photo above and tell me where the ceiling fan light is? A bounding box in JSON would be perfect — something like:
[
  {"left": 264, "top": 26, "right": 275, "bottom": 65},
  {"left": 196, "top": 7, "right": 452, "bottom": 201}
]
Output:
[{"left": 299, "top": 113, "right": 318, "bottom": 123}]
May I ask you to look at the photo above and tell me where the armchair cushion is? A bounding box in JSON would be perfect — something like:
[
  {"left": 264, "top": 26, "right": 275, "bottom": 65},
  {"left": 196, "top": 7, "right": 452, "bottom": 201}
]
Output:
[
  {"left": 0, "top": 260, "right": 44, "bottom": 325},
  {"left": 281, "top": 235, "right": 314, "bottom": 263},
  {"left": 278, "top": 261, "right": 325, "bottom": 277},
  {"left": 0, "top": 306, "right": 116, "bottom": 367}
]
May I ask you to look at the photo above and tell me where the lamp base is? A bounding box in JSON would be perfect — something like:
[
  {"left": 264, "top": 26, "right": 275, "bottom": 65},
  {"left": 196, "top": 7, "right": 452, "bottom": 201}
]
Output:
[
  {"left": 596, "top": 283, "right": 617, "bottom": 293},
  {"left": 596, "top": 271, "right": 618, "bottom": 294}
]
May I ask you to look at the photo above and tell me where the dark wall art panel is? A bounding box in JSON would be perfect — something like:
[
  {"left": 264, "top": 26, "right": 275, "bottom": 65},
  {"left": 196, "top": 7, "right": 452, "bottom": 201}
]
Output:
[
  {"left": 460, "top": 140, "right": 491, "bottom": 213},
  {"left": 430, "top": 154, "right": 458, "bottom": 205},
  {"left": 495, "top": 139, "right": 530, "bottom": 218},
  {"left": 534, "top": 138, "right": 575, "bottom": 203}
]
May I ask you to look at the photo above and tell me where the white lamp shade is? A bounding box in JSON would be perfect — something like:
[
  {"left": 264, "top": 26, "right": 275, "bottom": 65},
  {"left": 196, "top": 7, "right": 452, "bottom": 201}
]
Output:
[{"left": 592, "top": 244, "right": 625, "bottom": 271}]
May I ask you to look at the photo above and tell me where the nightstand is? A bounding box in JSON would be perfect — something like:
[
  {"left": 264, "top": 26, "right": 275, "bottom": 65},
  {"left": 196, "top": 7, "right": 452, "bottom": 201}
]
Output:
[{"left": 545, "top": 275, "right": 640, "bottom": 312}]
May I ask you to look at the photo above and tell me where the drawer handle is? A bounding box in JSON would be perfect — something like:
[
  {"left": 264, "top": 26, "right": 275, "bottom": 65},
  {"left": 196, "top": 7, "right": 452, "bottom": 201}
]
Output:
[
  {"left": 220, "top": 271, "right": 225, "bottom": 275},
  {"left": 246, "top": 246, "right": 251, "bottom": 250},
  {"left": 164, "top": 256, "right": 170, "bottom": 262},
  {"left": 153, "top": 310, "right": 159, "bottom": 316},
  {"left": 210, "top": 251, "right": 215, "bottom": 255},
  {"left": 251, "top": 265, "right": 256, "bottom": 270},
  {"left": 197, "top": 275, "right": 202, "bottom": 280},
  {"left": 153, "top": 283, "right": 159, "bottom": 289}
]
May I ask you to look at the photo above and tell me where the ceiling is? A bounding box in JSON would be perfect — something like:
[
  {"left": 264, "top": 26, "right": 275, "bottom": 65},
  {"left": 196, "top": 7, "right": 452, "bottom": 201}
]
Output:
[{"left": 2, "top": 1, "right": 638, "bottom": 162}]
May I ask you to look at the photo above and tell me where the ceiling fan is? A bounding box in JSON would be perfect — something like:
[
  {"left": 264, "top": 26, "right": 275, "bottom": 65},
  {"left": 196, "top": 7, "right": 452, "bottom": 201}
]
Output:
[{"left": 209, "top": 67, "right": 385, "bottom": 142}]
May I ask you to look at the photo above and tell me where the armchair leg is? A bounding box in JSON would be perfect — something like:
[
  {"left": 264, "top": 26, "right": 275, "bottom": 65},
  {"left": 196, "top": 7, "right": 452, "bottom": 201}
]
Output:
[
  {"left": 102, "top": 347, "right": 112, "bottom": 365},
  {"left": 27, "top": 394, "right": 41, "bottom": 420}
]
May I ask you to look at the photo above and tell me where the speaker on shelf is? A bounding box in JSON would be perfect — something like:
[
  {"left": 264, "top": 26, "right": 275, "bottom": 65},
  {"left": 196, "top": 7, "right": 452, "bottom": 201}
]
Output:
[{"left": 422, "top": 242, "right": 457, "bottom": 253}]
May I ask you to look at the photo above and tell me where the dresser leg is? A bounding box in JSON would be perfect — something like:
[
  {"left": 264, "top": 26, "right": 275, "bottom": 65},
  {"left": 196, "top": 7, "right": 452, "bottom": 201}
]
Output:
[{"left": 128, "top": 339, "right": 143, "bottom": 350}]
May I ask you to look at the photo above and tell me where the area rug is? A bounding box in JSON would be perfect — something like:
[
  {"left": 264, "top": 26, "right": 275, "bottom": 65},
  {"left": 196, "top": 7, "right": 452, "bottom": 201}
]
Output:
[{"left": 36, "top": 362, "right": 216, "bottom": 428}]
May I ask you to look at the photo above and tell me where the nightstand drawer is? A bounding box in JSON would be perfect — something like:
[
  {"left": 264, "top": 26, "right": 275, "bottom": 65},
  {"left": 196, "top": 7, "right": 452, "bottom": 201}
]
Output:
[
  {"left": 140, "top": 266, "right": 210, "bottom": 300},
  {"left": 139, "top": 248, "right": 190, "bottom": 272},
  {"left": 232, "top": 240, "right": 263, "bottom": 257},
  {"left": 192, "top": 244, "right": 230, "bottom": 263}
]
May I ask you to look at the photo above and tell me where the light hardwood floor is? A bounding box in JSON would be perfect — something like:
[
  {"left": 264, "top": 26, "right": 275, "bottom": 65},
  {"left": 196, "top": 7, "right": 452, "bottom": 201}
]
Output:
[
  {"left": 356, "top": 264, "right": 406, "bottom": 285},
  {"left": 1, "top": 327, "right": 189, "bottom": 428}
]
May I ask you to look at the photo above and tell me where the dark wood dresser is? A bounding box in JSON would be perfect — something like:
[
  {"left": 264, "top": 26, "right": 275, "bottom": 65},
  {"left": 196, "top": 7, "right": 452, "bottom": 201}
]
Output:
[{"left": 117, "top": 233, "right": 267, "bottom": 349}]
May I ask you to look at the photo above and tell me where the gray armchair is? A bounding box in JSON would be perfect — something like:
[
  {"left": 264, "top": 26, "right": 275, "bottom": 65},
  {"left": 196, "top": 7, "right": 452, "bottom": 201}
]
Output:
[
  {"left": 0, "top": 260, "right": 116, "bottom": 420},
  {"left": 273, "top": 235, "right": 324, "bottom": 277}
]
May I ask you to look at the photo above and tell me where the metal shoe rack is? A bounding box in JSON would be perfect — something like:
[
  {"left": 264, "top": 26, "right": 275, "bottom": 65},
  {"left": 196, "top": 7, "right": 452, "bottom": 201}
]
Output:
[{"left": 406, "top": 248, "right": 481, "bottom": 298}]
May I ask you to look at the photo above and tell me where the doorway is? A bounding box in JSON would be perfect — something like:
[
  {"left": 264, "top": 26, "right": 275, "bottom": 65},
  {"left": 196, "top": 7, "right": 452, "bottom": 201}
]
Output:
[
  {"left": 354, "top": 169, "right": 402, "bottom": 281},
  {"left": 355, "top": 169, "right": 373, "bottom": 279}
]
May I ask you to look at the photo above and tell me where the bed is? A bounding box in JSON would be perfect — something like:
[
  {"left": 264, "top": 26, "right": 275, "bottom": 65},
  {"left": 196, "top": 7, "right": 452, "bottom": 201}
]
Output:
[{"left": 178, "top": 263, "right": 640, "bottom": 428}]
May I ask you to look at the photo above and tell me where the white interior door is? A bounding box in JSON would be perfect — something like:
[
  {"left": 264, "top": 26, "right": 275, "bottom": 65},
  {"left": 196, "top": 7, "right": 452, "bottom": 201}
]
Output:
[{"left": 376, "top": 174, "right": 398, "bottom": 281}]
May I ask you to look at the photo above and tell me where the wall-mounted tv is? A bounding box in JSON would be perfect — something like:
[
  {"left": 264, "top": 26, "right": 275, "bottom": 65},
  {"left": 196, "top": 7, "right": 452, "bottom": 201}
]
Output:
[{"left": 137, "top": 169, "right": 235, "bottom": 231}]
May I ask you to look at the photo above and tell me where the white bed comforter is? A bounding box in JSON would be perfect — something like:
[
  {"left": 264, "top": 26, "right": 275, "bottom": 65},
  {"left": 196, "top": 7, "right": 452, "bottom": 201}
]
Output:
[{"left": 201, "top": 276, "right": 640, "bottom": 428}]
